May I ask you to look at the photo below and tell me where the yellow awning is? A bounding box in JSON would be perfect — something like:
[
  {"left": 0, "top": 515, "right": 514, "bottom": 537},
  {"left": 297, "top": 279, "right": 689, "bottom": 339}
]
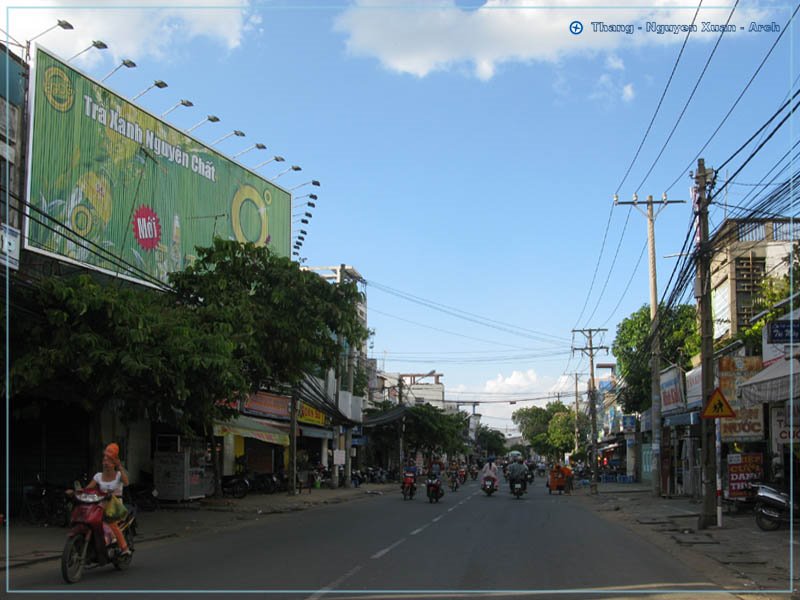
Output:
[{"left": 213, "top": 415, "right": 290, "bottom": 446}]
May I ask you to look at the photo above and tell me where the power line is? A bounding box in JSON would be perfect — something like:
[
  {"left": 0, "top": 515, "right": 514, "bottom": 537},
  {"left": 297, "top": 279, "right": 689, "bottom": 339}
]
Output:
[{"left": 635, "top": 0, "right": 740, "bottom": 193}]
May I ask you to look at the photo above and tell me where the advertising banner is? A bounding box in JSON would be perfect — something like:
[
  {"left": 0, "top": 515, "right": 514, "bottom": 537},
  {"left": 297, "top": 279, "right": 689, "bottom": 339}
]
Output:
[
  {"left": 718, "top": 357, "right": 764, "bottom": 442},
  {"left": 771, "top": 404, "right": 800, "bottom": 448},
  {"left": 298, "top": 402, "right": 326, "bottom": 426},
  {"left": 241, "top": 392, "right": 290, "bottom": 420},
  {"left": 26, "top": 47, "right": 290, "bottom": 287},
  {"left": 660, "top": 366, "right": 684, "bottom": 414},
  {"left": 726, "top": 453, "right": 763, "bottom": 498}
]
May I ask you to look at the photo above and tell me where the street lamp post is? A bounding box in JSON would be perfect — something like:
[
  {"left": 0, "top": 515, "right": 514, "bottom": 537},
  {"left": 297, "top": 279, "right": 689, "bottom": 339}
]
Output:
[
  {"left": 132, "top": 80, "right": 167, "bottom": 101},
  {"left": 232, "top": 143, "right": 266, "bottom": 159},
  {"left": 67, "top": 39, "right": 107, "bottom": 63},
  {"left": 210, "top": 129, "right": 245, "bottom": 147},
  {"left": 100, "top": 58, "right": 136, "bottom": 82},
  {"left": 187, "top": 114, "right": 220, "bottom": 133},
  {"left": 161, "top": 99, "right": 193, "bottom": 118},
  {"left": 272, "top": 165, "right": 302, "bottom": 180},
  {"left": 253, "top": 156, "right": 285, "bottom": 170},
  {"left": 289, "top": 180, "right": 321, "bottom": 192}
]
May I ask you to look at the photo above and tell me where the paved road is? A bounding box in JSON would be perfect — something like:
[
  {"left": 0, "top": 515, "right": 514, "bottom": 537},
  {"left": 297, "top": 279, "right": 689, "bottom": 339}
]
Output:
[{"left": 4, "top": 478, "right": 751, "bottom": 599}]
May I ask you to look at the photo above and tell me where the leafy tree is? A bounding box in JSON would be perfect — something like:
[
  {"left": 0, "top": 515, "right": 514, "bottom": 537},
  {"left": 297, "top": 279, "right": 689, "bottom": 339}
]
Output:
[
  {"left": 547, "top": 411, "right": 590, "bottom": 455},
  {"left": 512, "top": 401, "right": 570, "bottom": 456},
  {"left": 169, "top": 239, "right": 368, "bottom": 389},
  {"left": 404, "top": 404, "right": 467, "bottom": 458},
  {"left": 475, "top": 424, "right": 506, "bottom": 458},
  {"left": 6, "top": 274, "right": 243, "bottom": 462},
  {"left": 612, "top": 304, "right": 700, "bottom": 414}
]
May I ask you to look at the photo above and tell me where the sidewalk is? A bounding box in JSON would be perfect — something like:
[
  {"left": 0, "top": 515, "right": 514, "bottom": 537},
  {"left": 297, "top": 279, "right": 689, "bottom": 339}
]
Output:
[
  {"left": 573, "top": 480, "right": 799, "bottom": 595},
  {"left": 1, "top": 482, "right": 394, "bottom": 570}
]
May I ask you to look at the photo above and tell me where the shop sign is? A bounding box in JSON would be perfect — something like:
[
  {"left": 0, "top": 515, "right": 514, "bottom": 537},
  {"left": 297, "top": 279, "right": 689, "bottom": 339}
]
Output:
[
  {"left": 299, "top": 402, "right": 326, "bottom": 426},
  {"left": 727, "top": 453, "right": 763, "bottom": 498},
  {"left": 720, "top": 405, "right": 763, "bottom": 441},
  {"left": 333, "top": 449, "right": 346, "bottom": 466},
  {"left": 242, "top": 391, "right": 290, "bottom": 419},
  {"left": 660, "top": 366, "right": 684, "bottom": 414},
  {"left": 622, "top": 415, "right": 636, "bottom": 433},
  {"left": 771, "top": 404, "right": 800, "bottom": 447},
  {"left": 685, "top": 366, "right": 703, "bottom": 409},
  {"left": 767, "top": 321, "right": 800, "bottom": 344}
]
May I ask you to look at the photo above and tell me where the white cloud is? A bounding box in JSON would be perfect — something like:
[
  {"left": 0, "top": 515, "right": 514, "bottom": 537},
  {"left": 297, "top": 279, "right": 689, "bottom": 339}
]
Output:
[
  {"left": 622, "top": 83, "right": 635, "bottom": 102},
  {"left": 334, "top": 0, "right": 769, "bottom": 80},
  {"left": 605, "top": 54, "right": 624, "bottom": 71},
  {"left": 2, "top": 0, "right": 251, "bottom": 68}
]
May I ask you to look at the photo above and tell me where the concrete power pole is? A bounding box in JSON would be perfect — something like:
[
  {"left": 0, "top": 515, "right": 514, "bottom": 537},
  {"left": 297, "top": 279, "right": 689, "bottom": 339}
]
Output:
[
  {"left": 695, "top": 158, "right": 717, "bottom": 529},
  {"left": 574, "top": 374, "right": 580, "bottom": 453},
  {"left": 573, "top": 329, "right": 608, "bottom": 494},
  {"left": 614, "top": 193, "right": 685, "bottom": 497},
  {"left": 289, "top": 384, "right": 299, "bottom": 495}
]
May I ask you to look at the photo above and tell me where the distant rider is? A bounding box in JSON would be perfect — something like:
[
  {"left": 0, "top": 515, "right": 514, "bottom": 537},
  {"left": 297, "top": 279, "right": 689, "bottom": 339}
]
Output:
[
  {"left": 506, "top": 455, "right": 529, "bottom": 493},
  {"left": 480, "top": 457, "right": 500, "bottom": 489}
]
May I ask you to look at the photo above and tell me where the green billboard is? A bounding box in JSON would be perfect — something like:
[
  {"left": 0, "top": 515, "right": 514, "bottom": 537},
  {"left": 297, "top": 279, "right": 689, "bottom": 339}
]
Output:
[{"left": 26, "top": 47, "right": 290, "bottom": 286}]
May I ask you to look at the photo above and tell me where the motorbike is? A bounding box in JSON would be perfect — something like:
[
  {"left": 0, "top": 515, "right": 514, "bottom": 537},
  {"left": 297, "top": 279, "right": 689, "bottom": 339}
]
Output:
[
  {"left": 526, "top": 469, "right": 535, "bottom": 484},
  {"left": 61, "top": 489, "right": 137, "bottom": 583},
  {"left": 469, "top": 466, "right": 479, "bottom": 481},
  {"left": 753, "top": 483, "right": 799, "bottom": 531},
  {"left": 401, "top": 471, "right": 417, "bottom": 501},
  {"left": 510, "top": 478, "right": 526, "bottom": 499},
  {"left": 426, "top": 477, "right": 444, "bottom": 503},
  {"left": 221, "top": 473, "right": 250, "bottom": 498},
  {"left": 457, "top": 468, "right": 467, "bottom": 485},
  {"left": 481, "top": 476, "right": 497, "bottom": 496},
  {"left": 449, "top": 473, "right": 459, "bottom": 492}
]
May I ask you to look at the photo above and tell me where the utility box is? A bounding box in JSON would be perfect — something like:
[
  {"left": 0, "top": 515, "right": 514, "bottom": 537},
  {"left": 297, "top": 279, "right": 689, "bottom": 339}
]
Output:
[{"left": 153, "top": 435, "right": 210, "bottom": 501}]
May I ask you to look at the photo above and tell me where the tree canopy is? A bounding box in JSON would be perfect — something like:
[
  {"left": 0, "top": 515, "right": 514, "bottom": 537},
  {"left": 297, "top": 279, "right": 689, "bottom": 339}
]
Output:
[
  {"left": 8, "top": 240, "right": 368, "bottom": 437},
  {"left": 612, "top": 303, "right": 700, "bottom": 414}
]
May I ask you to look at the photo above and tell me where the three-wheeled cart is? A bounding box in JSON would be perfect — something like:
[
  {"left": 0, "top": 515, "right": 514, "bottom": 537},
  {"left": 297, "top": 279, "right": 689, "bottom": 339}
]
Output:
[{"left": 547, "top": 468, "right": 566, "bottom": 495}]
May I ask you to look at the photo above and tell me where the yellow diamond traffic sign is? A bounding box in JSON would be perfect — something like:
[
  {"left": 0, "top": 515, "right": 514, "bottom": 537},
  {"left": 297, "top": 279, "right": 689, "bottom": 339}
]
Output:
[{"left": 701, "top": 387, "right": 736, "bottom": 419}]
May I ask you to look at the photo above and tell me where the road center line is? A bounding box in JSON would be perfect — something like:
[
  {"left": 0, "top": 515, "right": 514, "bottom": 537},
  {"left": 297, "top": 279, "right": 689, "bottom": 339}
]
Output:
[
  {"left": 371, "top": 538, "right": 406, "bottom": 559},
  {"left": 410, "top": 525, "right": 429, "bottom": 535},
  {"left": 447, "top": 506, "right": 456, "bottom": 512},
  {"left": 305, "top": 565, "right": 363, "bottom": 600}
]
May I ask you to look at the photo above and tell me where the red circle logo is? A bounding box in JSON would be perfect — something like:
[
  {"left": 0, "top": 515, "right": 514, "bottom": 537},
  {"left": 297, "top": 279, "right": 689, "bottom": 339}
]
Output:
[{"left": 132, "top": 205, "right": 162, "bottom": 251}]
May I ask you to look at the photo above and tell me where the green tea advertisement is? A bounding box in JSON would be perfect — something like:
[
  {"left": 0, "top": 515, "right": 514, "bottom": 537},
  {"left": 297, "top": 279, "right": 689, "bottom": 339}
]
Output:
[{"left": 26, "top": 47, "right": 290, "bottom": 286}]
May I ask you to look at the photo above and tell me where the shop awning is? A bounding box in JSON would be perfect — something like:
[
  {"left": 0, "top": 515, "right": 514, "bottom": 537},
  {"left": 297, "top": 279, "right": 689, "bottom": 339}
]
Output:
[
  {"left": 214, "top": 415, "right": 290, "bottom": 446},
  {"left": 598, "top": 443, "right": 621, "bottom": 452},
  {"left": 738, "top": 358, "right": 800, "bottom": 407}
]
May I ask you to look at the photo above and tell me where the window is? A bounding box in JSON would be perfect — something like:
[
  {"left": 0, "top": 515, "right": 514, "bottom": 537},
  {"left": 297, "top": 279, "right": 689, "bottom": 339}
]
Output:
[
  {"left": 738, "top": 222, "right": 765, "bottom": 242},
  {"left": 772, "top": 221, "right": 800, "bottom": 241}
]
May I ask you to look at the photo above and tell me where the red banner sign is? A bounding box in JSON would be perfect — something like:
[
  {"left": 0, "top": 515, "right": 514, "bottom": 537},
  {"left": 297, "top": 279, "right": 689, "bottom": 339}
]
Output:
[{"left": 242, "top": 392, "right": 290, "bottom": 419}]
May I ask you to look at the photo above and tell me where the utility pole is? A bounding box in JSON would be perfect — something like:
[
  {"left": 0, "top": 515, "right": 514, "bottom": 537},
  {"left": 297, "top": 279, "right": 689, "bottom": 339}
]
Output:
[
  {"left": 573, "top": 329, "right": 608, "bottom": 494},
  {"left": 289, "top": 384, "right": 299, "bottom": 495},
  {"left": 695, "top": 158, "right": 717, "bottom": 529},
  {"left": 567, "top": 372, "right": 585, "bottom": 454},
  {"left": 614, "top": 193, "right": 685, "bottom": 497}
]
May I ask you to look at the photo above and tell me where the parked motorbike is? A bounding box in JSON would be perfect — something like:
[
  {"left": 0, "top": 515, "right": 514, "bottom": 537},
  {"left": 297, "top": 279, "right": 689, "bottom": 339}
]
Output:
[
  {"left": 401, "top": 471, "right": 417, "bottom": 501},
  {"left": 221, "top": 474, "right": 250, "bottom": 498},
  {"left": 481, "top": 476, "right": 497, "bottom": 496},
  {"left": 754, "top": 483, "right": 799, "bottom": 531},
  {"left": 61, "top": 489, "right": 136, "bottom": 583},
  {"left": 510, "top": 478, "right": 526, "bottom": 499},
  {"left": 426, "top": 477, "right": 444, "bottom": 503},
  {"left": 23, "top": 473, "right": 74, "bottom": 527}
]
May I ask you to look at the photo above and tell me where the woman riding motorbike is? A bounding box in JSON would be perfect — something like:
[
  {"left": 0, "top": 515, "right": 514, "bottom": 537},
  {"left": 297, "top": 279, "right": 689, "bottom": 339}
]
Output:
[{"left": 83, "top": 443, "right": 130, "bottom": 556}]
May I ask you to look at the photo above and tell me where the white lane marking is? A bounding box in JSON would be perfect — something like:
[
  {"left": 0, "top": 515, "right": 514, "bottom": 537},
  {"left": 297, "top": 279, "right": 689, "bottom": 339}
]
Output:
[
  {"left": 432, "top": 516, "right": 442, "bottom": 522},
  {"left": 447, "top": 506, "right": 456, "bottom": 512},
  {"left": 371, "top": 538, "right": 406, "bottom": 559},
  {"left": 305, "top": 565, "right": 363, "bottom": 599},
  {"left": 410, "top": 524, "right": 429, "bottom": 535}
]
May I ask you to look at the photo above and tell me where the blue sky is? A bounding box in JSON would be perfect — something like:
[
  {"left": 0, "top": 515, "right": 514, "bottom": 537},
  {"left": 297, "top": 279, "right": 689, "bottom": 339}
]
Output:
[{"left": 8, "top": 1, "right": 797, "bottom": 433}]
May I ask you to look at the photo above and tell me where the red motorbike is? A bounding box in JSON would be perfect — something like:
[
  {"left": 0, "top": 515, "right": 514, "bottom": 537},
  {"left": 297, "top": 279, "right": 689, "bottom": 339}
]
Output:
[
  {"left": 61, "top": 489, "right": 137, "bottom": 583},
  {"left": 457, "top": 467, "right": 467, "bottom": 485},
  {"left": 426, "top": 477, "right": 444, "bottom": 503},
  {"left": 401, "top": 471, "right": 417, "bottom": 501}
]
